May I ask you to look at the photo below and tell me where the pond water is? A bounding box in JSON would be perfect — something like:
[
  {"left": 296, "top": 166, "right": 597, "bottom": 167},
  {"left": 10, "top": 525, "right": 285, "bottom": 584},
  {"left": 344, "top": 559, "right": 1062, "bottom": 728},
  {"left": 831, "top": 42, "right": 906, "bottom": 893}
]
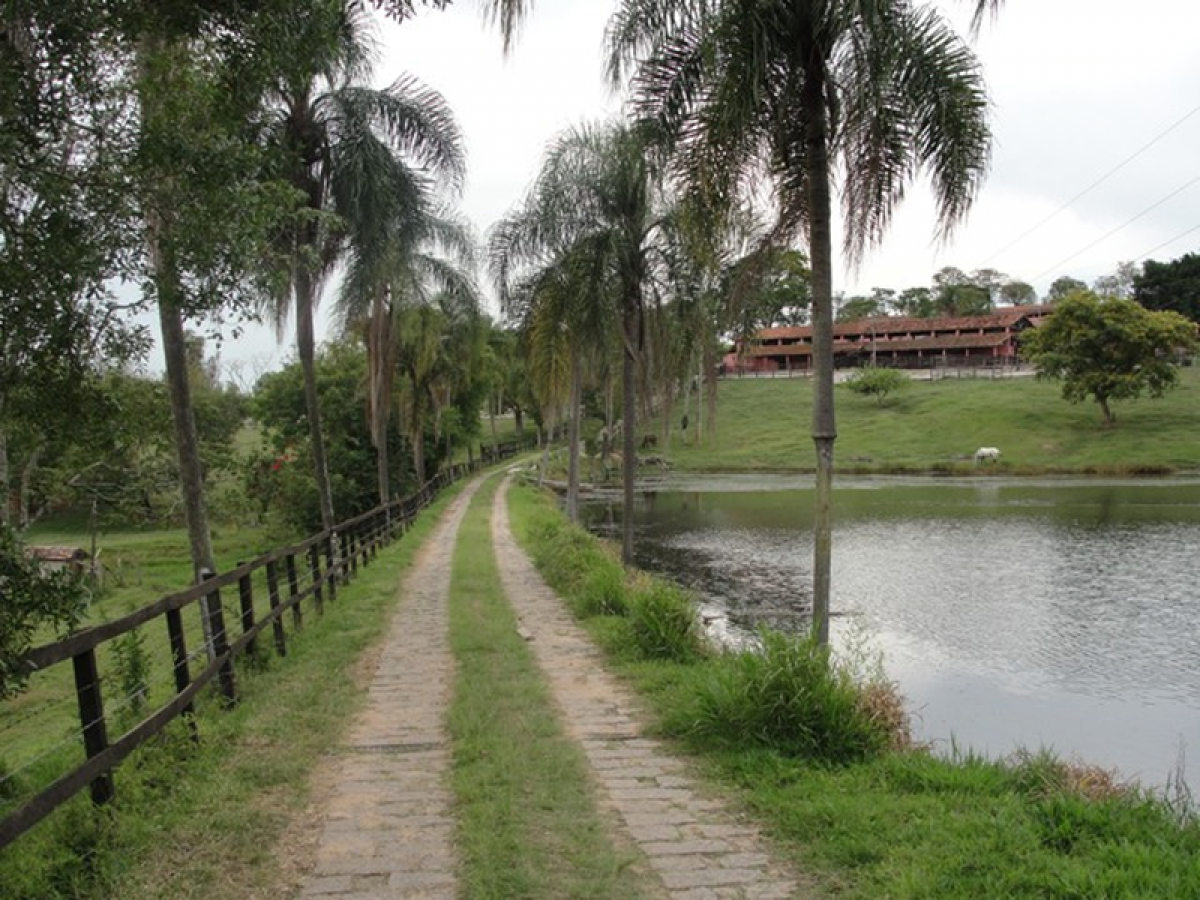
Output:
[{"left": 578, "top": 475, "right": 1200, "bottom": 787}]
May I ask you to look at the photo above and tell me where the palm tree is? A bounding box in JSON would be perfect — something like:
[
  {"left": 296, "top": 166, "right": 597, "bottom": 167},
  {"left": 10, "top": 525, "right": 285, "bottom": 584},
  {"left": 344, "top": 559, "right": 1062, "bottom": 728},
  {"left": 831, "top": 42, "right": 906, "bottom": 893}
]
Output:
[
  {"left": 393, "top": 291, "right": 481, "bottom": 483},
  {"left": 490, "top": 122, "right": 671, "bottom": 561},
  {"left": 336, "top": 202, "right": 477, "bottom": 504},
  {"left": 262, "top": 1, "right": 464, "bottom": 533},
  {"left": 608, "top": 0, "right": 991, "bottom": 643},
  {"left": 502, "top": 239, "right": 616, "bottom": 520}
]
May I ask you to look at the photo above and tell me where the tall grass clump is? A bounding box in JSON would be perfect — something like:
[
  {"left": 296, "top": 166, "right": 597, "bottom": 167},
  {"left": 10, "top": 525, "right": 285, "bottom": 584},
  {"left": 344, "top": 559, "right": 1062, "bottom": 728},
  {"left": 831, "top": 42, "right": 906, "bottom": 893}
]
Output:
[
  {"left": 667, "top": 629, "right": 894, "bottom": 764},
  {"left": 626, "top": 576, "right": 703, "bottom": 662}
]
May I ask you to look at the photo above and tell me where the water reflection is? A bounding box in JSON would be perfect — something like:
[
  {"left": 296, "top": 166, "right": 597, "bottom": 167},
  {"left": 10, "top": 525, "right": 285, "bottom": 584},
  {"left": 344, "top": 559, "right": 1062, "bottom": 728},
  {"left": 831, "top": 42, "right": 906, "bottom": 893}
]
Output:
[{"left": 579, "top": 476, "right": 1200, "bottom": 786}]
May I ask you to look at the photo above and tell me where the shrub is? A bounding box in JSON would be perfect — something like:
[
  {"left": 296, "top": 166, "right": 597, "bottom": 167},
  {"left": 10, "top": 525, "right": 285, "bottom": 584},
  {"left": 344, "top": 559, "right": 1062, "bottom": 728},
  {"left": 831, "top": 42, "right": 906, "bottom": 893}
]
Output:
[
  {"left": 577, "top": 560, "right": 629, "bottom": 617},
  {"left": 628, "top": 579, "right": 703, "bottom": 662},
  {"left": 669, "top": 629, "right": 890, "bottom": 764},
  {"left": 846, "top": 366, "right": 908, "bottom": 406}
]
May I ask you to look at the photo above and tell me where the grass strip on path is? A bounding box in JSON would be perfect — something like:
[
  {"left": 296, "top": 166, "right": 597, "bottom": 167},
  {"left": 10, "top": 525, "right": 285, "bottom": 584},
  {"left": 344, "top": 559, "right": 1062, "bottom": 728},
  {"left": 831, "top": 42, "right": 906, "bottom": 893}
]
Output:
[
  {"left": 0, "top": 485, "right": 467, "bottom": 900},
  {"left": 447, "top": 475, "right": 656, "bottom": 900}
]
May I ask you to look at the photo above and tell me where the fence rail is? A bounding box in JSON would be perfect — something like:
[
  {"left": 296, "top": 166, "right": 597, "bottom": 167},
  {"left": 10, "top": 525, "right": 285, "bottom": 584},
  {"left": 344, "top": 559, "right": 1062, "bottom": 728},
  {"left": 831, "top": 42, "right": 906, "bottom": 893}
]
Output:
[{"left": 0, "top": 436, "right": 535, "bottom": 850}]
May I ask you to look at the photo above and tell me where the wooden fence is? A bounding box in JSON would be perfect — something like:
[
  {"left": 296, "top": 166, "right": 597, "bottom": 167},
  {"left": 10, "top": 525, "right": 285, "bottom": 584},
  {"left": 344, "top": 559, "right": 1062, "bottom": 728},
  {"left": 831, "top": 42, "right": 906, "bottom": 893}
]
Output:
[{"left": 0, "top": 437, "right": 534, "bottom": 850}]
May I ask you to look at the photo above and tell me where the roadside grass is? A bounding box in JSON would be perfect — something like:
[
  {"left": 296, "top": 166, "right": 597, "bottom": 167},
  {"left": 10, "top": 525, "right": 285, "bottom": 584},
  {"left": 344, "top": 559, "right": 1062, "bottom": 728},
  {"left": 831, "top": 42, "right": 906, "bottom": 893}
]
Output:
[
  {"left": 659, "top": 367, "right": 1200, "bottom": 474},
  {"left": 447, "top": 476, "right": 653, "bottom": 900},
  {"left": 1, "top": 524, "right": 285, "bottom": 802},
  {"left": 0, "top": 485, "right": 463, "bottom": 900},
  {"left": 507, "top": 481, "right": 1200, "bottom": 898}
]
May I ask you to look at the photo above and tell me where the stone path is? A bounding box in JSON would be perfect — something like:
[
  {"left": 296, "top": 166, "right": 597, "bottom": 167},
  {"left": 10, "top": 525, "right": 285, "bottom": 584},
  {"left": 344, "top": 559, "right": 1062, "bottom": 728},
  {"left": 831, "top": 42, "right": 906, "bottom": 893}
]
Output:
[
  {"left": 297, "top": 479, "right": 482, "bottom": 900},
  {"left": 490, "top": 478, "right": 804, "bottom": 900},
  {"left": 297, "top": 474, "right": 805, "bottom": 899}
]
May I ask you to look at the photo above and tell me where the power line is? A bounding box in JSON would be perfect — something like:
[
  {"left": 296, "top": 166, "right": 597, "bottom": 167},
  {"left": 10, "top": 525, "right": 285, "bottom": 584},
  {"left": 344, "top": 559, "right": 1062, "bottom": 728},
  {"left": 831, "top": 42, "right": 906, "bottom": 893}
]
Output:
[
  {"left": 1133, "top": 223, "right": 1200, "bottom": 262},
  {"left": 1031, "top": 175, "right": 1200, "bottom": 283},
  {"left": 981, "top": 104, "right": 1200, "bottom": 267}
]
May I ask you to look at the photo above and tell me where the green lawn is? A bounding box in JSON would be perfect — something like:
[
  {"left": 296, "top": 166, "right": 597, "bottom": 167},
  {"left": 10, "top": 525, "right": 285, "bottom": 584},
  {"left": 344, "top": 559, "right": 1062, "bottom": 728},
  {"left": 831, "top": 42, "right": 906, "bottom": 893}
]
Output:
[{"left": 657, "top": 367, "right": 1200, "bottom": 474}]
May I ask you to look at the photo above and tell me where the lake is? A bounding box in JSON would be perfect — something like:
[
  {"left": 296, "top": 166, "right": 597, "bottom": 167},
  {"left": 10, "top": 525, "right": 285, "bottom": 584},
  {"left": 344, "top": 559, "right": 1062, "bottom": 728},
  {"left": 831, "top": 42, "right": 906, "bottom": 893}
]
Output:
[{"left": 579, "top": 475, "right": 1200, "bottom": 788}]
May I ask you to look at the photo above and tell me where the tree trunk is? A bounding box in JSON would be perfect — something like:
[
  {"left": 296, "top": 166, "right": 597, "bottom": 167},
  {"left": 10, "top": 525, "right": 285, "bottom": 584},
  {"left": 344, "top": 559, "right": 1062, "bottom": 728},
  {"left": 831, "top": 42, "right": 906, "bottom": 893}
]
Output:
[
  {"left": 368, "top": 291, "right": 393, "bottom": 508},
  {"left": 1099, "top": 395, "right": 1115, "bottom": 425},
  {"left": 17, "top": 440, "right": 43, "bottom": 529},
  {"left": 412, "top": 423, "right": 426, "bottom": 485},
  {"left": 566, "top": 349, "right": 583, "bottom": 523},
  {"left": 295, "top": 265, "right": 336, "bottom": 532},
  {"left": 0, "top": 422, "right": 10, "bottom": 527},
  {"left": 621, "top": 287, "right": 639, "bottom": 565},
  {"left": 805, "top": 65, "right": 836, "bottom": 647}
]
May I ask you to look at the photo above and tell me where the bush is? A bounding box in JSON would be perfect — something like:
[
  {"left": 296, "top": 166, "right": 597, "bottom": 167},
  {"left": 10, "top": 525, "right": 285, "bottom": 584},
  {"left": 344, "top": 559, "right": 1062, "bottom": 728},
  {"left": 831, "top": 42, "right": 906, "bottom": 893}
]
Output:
[
  {"left": 669, "top": 629, "right": 890, "bottom": 764},
  {"left": 846, "top": 366, "right": 908, "bottom": 406},
  {"left": 578, "top": 561, "right": 629, "bottom": 617},
  {"left": 628, "top": 579, "right": 703, "bottom": 662}
]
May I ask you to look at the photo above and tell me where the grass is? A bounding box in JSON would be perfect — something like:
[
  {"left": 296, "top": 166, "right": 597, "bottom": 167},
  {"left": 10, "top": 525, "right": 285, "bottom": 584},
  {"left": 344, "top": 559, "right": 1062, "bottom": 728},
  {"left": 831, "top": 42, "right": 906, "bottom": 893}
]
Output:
[
  {"left": 508, "top": 480, "right": 1200, "bottom": 898},
  {"left": 657, "top": 367, "right": 1200, "bottom": 474},
  {"left": 0, "top": 523, "right": 289, "bottom": 809},
  {"left": 0, "top": 484, "right": 465, "bottom": 899},
  {"left": 447, "top": 475, "right": 653, "bottom": 899}
]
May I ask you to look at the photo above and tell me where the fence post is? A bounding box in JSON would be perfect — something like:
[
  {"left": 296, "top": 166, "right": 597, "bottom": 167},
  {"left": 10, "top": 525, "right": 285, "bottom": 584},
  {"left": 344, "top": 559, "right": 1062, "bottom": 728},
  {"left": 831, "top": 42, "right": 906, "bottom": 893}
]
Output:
[
  {"left": 308, "top": 544, "right": 324, "bottom": 615},
  {"left": 323, "top": 533, "right": 337, "bottom": 602},
  {"left": 285, "top": 553, "right": 302, "bottom": 630},
  {"left": 72, "top": 648, "right": 115, "bottom": 806},
  {"left": 343, "top": 532, "right": 355, "bottom": 580},
  {"left": 266, "top": 559, "right": 287, "bottom": 657},
  {"left": 349, "top": 527, "right": 360, "bottom": 578},
  {"left": 236, "top": 563, "right": 257, "bottom": 661},
  {"left": 165, "top": 606, "right": 198, "bottom": 741},
  {"left": 199, "top": 568, "right": 237, "bottom": 707}
]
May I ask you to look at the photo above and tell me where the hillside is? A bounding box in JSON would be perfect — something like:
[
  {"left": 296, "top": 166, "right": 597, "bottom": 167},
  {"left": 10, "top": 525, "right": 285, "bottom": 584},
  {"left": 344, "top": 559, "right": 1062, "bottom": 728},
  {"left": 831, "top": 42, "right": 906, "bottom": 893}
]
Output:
[{"left": 651, "top": 367, "right": 1200, "bottom": 474}]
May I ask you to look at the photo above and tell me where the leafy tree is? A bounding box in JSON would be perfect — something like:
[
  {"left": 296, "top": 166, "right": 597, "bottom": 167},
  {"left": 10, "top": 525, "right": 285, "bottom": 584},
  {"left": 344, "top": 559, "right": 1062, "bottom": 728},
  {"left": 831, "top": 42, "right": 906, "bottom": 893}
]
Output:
[
  {"left": 1046, "top": 275, "right": 1087, "bottom": 303},
  {"left": 932, "top": 266, "right": 992, "bottom": 316},
  {"left": 1093, "top": 260, "right": 1139, "bottom": 300},
  {"left": 1134, "top": 253, "right": 1200, "bottom": 322},
  {"left": 895, "top": 286, "right": 936, "bottom": 318},
  {"left": 727, "top": 247, "right": 812, "bottom": 333},
  {"left": 837, "top": 295, "right": 884, "bottom": 323},
  {"left": 0, "top": 525, "right": 88, "bottom": 700},
  {"left": 846, "top": 367, "right": 907, "bottom": 406},
  {"left": 1021, "top": 291, "right": 1197, "bottom": 425},
  {"left": 252, "top": 342, "right": 410, "bottom": 534},
  {"left": 999, "top": 280, "right": 1037, "bottom": 306},
  {"left": 609, "top": 0, "right": 991, "bottom": 641}
]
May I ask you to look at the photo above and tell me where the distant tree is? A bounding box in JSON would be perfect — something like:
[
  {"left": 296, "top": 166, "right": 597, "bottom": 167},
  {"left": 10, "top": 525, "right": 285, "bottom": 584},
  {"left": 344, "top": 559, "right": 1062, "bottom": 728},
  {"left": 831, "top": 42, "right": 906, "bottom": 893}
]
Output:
[
  {"left": 837, "top": 295, "right": 883, "bottom": 322},
  {"left": 728, "top": 248, "right": 812, "bottom": 333},
  {"left": 931, "top": 266, "right": 992, "bottom": 316},
  {"left": 846, "top": 367, "right": 907, "bottom": 406},
  {"left": 1093, "top": 260, "right": 1140, "bottom": 300},
  {"left": 895, "top": 286, "right": 936, "bottom": 318},
  {"left": 999, "top": 280, "right": 1037, "bottom": 306},
  {"left": 1134, "top": 253, "right": 1200, "bottom": 323},
  {"left": 1045, "top": 275, "right": 1087, "bottom": 304},
  {"left": 1021, "top": 290, "right": 1197, "bottom": 425}
]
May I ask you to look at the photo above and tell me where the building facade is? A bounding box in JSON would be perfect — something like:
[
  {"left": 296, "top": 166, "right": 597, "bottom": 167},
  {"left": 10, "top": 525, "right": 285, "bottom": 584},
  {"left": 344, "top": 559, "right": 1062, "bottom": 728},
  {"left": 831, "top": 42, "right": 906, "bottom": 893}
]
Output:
[{"left": 725, "top": 306, "right": 1053, "bottom": 374}]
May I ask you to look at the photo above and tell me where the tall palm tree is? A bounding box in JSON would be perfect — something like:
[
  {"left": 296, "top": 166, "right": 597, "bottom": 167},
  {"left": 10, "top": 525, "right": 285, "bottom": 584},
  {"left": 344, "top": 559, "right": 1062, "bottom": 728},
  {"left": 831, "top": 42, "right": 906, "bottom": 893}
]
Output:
[
  {"left": 262, "top": 1, "right": 464, "bottom": 532},
  {"left": 336, "top": 202, "right": 477, "bottom": 504},
  {"left": 502, "top": 238, "right": 616, "bottom": 520},
  {"left": 608, "top": 0, "right": 991, "bottom": 643},
  {"left": 490, "top": 122, "right": 670, "bottom": 561}
]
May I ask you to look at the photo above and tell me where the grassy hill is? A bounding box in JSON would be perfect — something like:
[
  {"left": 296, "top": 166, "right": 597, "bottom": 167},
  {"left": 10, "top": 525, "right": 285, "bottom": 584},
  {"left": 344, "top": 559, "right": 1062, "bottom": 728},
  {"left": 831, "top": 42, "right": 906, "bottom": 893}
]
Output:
[{"left": 653, "top": 367, "right": 1200, "bottom": 474}]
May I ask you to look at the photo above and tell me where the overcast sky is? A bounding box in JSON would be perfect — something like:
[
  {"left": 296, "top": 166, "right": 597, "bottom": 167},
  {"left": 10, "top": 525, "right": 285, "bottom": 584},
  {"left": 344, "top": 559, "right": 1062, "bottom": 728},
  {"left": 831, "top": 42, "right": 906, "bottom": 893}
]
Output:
[{"left": 208, "top": 0, "right": 1200, "bottom": 382}]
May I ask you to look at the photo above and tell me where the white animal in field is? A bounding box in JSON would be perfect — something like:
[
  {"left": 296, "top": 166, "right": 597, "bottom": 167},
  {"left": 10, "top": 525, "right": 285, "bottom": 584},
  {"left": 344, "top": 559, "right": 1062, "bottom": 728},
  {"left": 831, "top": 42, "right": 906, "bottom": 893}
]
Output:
[{"left": 974, "top": 446, "right": 1001, "bottom": 464}]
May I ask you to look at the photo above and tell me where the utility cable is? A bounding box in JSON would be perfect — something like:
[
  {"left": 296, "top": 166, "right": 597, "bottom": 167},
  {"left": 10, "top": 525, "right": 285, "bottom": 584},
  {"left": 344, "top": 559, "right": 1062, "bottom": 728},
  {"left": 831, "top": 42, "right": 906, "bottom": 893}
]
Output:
[
  {"left": 981, "top": 104, "right": 1200, "bottom": 267},
  {"left": 1030, "top": 175, "right": 1200, "bottom": 283}
]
